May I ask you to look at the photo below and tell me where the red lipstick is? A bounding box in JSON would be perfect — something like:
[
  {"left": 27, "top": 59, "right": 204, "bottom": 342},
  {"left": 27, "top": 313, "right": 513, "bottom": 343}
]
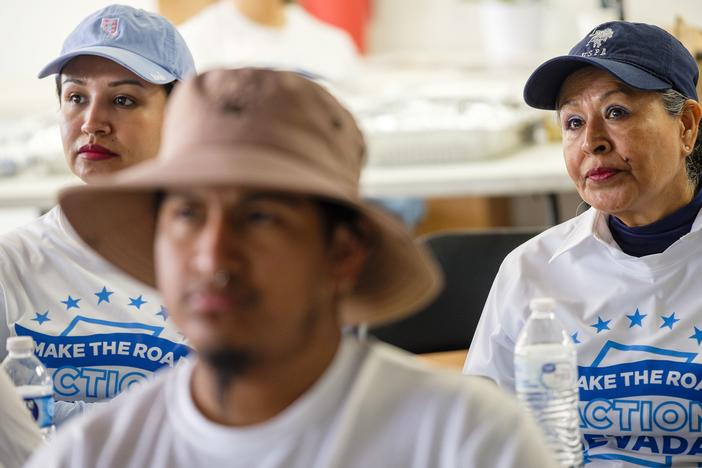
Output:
[{"left": 78, "top": 144, "right": 119, "bottom": 161}]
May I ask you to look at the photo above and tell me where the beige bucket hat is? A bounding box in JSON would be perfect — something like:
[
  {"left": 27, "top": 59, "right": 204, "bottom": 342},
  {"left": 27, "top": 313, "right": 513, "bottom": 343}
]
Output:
[{"left": 58, "top": 68, "right": 442, "bottom": 326}]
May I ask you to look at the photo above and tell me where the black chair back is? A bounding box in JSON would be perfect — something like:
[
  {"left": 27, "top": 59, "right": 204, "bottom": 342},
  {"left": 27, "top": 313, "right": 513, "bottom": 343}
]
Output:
[{"left": 369, "top": 228, "right": 543, "bottom": 353}]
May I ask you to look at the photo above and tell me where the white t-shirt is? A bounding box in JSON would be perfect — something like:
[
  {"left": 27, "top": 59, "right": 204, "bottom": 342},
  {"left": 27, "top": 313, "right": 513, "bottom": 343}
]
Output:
[
  {"left": 27, "top": 337, "right": 557, "bottom": 468},
  {"left": 0, "top": 207, "right": 190, "bottom": 406},
  {"left": 0, "top": 368, "right": 42, "bottom": 468},
  {"left": 179, "top": 2, "right": 359, "bottom": 83},
  {"left": 465, "top": 207, "right": 702, "bottom": 467}
]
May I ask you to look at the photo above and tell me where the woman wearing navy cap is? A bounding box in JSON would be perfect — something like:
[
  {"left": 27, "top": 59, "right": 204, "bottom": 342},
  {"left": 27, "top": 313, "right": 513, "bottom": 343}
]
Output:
[
  {"left": 0, "top": 4, "right": 195, "bottom": 426},
  {"left": 465, "top": 21, "right": 702, "bottom": 466}
]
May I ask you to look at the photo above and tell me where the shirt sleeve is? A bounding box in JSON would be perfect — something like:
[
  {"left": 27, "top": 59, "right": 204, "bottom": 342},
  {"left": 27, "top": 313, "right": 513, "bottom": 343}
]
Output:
[
  {"left": 0, "top": 280, "right": 10, "bottom": 363},
  {"left": 0, "top": 369, "right": 43, "bottom": 468},
  {"left": 462, "top": 257, "right": 526, "bottom": 391},
  {"left": 53, "top": 399, "right": 108, "bottom": 426}
]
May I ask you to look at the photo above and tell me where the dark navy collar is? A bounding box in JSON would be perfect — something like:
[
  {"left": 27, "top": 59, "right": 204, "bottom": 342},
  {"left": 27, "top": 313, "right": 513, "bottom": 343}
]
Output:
[{"left": 608, "top": 187, "right": 702, "bottom": 257}]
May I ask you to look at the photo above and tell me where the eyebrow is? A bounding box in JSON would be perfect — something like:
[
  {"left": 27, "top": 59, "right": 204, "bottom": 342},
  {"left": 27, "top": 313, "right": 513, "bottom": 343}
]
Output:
[
  {"left": 558, "top": 85, "right": 635, "bottom": 110},
  {"left": 61, "top": 77, "right": 145, "bottom": 88}
]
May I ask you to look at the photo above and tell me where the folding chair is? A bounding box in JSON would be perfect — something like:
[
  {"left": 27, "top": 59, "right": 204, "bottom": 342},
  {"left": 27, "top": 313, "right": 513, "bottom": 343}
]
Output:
[{"left": 368, "top": 227, "right": 543, "bottom": 354}]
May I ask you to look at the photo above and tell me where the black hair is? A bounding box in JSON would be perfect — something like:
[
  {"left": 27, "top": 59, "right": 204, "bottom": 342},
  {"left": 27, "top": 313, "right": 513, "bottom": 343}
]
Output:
[{"left": 315, "top": 198, "right": 366, "bottom": 245}]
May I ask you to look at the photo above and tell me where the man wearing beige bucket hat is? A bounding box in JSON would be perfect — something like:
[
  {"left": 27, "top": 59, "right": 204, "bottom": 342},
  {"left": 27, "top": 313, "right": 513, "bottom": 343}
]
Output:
[{"left": 26, "top": 68, "right": 556, "bottom": 468}]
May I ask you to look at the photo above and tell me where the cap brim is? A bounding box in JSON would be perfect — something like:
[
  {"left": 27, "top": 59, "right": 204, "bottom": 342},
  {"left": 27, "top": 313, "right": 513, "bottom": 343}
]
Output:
[
  {"left": 37, "top": 46, "right": 178, "bottom": 84},
  {"left": 58, "top": 146, "right": 443, "bottom": 327},
  {"left": 524, "top": 55, "right": 673, "bottom": 110}
]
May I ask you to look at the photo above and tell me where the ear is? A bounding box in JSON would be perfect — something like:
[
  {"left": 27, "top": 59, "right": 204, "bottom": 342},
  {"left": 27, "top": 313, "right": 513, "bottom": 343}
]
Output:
[
  {"left": 680, "top": 99, "right": 702, "bottom": 155},
  {"left": 327, "top": 220, "right": 371, "bottom": 296}
]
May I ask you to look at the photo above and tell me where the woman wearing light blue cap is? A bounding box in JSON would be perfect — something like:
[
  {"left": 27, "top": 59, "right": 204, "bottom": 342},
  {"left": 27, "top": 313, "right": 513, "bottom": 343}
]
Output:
[
  {"left": 464, "top": 21, "right": 702, "bottom": 466},
  {"left": 0, "top": 4, "right": 195, "bottom": 427},
  {"left": 38, "top": 3, "right": 196, "bottom": 181}
]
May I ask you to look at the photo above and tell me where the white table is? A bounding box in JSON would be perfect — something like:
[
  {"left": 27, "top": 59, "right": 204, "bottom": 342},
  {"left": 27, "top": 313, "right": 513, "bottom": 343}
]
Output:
[
  {"left": 361, "top": 142, "right": 572, "bottom": 198},
  {"left": 0, "top": 172, "right": 81, "bottom": 210},
  {"left": 0, "top": 143, "right": 573, "bottom": 211}
]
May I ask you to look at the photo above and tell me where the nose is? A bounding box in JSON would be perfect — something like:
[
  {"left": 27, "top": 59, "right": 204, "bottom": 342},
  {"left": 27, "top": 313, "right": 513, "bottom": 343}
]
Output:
[
  {"left": 191, "top": 211, "right": 241, "bottom": 277},
  {"left": 80, "top": 101, "right": 111, "bottom": 137},
  {"left": 581, "top": 116, "right": 612, "bottom": 155}
]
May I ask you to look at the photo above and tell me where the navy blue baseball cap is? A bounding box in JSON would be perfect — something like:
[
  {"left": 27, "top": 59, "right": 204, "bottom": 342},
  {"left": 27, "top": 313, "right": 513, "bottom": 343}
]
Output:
[
  {"left": 524, "top": 21, "right": 699, "bottom": 110},
  {"left": 38, "top": 4, "right": 195, "bottom": 84}
]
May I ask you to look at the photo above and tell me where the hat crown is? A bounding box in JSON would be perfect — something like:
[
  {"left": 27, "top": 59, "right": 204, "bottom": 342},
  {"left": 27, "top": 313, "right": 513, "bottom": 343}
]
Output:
[
  {"left": 569, "top": 21, "right": 698, "bottom": 99},
  {"left": 160, "top": 68, "right": 366, "bottom": 195},
  {"left": 43, "top": 4, "right": 195, "bottom": 82},
  {"left": 57, "top": 68, "right": 442, "bottom": 326},
  {"left": 523, "top": 20, "right": 699, "bottom": 110}
]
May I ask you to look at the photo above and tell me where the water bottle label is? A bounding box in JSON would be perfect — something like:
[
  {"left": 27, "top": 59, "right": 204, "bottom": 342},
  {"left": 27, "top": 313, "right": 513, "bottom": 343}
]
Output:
[
  {"left": 23, "top": 394, "right": 55, "bottom": 429},
  {"left": 515, "top": 357, "right": 576, "bottom": 391}
]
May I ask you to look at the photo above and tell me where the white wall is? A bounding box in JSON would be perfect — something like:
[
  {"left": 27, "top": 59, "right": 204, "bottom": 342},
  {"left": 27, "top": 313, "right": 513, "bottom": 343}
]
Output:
[
  {"left": 367, "top": 0, "right": 702, "bottom": 56},
  {"left": 624, "top": 0, "right": 702, "bottom": 28},
  {"left": 2, "top": 0, "right": 700, "bottom": 118}
]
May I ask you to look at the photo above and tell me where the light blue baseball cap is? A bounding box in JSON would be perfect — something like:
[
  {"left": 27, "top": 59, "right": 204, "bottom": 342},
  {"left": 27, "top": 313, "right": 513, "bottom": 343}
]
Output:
[{"left": 38, "top": 4, "right": 195, "bottom": 84}]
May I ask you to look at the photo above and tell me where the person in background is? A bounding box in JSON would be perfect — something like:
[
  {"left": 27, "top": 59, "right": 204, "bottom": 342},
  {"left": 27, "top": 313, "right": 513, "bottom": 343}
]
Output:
[
  {"left": 0, "top": 4, "right": 195, "bottom": 425},
  {"left": 180, "top": 0, "right": 426, "bottom": 231},
  {"left": 178, "top": 0, "right": 358, "bottom": 83},
  {"left": 464, "top": 21, "right": 702, "bottom": 466},
  {"left": 0, "top": 369, "right": 42, "bottom": 468},
  {"left": 26, "top": 68, "right": 557, "bottom": 468}
]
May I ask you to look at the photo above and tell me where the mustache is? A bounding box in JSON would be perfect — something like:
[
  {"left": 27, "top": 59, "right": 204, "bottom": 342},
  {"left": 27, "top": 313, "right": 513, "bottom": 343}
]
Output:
[{"left": 182, "top": 273, "right": 260, "bottom": 306}]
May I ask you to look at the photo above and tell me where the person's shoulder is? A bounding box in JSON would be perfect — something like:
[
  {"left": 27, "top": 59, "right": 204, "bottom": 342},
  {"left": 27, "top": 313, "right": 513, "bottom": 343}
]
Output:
[
  {"left": 0, "top": 207, "right": 58, "bottom": 243},
  {"left": 361, "top": 342, "right": 556, "bottom": 465},
  {"left": 25, "top": 366, "right": 179, "bottom": 467},
  {"left": 364, "top": 341, "right": 511, "bottom": 403},
  {"left": 78, "top": 364, "right": 175, "bottom": 426},
  {"left": 0, "top": 207, "right": 61, "bottom": 266},
  {"left": 501, "top": 210, "right": 592, "bottom": 269}
]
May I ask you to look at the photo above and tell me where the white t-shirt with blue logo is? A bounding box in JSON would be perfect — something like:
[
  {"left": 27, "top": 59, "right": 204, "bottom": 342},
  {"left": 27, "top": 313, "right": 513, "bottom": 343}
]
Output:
[
  {"left": 25, "top": 338, "right": 558, "bottom": 468},
  {"left": 0, "top": 207, "right": 190, "bottom": 408},
  {"left": 465, "top": 207, "right": 702, "bottom": 467}
]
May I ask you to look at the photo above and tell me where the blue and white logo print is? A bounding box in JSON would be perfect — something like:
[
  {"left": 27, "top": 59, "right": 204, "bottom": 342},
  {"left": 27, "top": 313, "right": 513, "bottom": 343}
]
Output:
[
  {"left": 571, "top": 307, "right": 702, "bottom": 467},
  {"left": 16, "top": 286, "right": 190, "bottom": 402}
]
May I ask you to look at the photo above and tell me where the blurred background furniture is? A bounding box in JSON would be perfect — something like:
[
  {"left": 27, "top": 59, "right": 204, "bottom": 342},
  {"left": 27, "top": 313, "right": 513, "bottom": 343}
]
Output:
[
  {"left": 369, "top": 227, "right": 543, "bottom": 354},
  {"left": 417, "top": 349, "right": 468, "bottom": 370}
]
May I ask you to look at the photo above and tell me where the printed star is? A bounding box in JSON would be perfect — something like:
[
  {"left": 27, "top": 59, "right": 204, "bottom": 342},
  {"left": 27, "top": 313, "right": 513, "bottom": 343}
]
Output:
[
  {"left": 591, "top": 316, "right": 611, "bottom": 334},
  {"left": 660, "top": 312, "right": 680, "bottom": 330},
  {"left": 626, "top": 308, "right": 647, "bottom": 328},
  {"left": 31, "top": 311, "right": 50, "bottom": 325},
  {"left": 156, "top": 305, "right": 169, "bottom": 321},
  {"left": 689, "top": 327, "right": 702, "bottom": 346},
  {"left": 61, "top": 295, "right": 81, "bottom": 310},
  {"left": 128, "top": 295, "right": 147, "bottom": 310},
  {"left": 95, "top": 287, "right": 114, "bottom": 305},
  {"left": 571, "top": 332, "right": 582, "bottom": 344}
]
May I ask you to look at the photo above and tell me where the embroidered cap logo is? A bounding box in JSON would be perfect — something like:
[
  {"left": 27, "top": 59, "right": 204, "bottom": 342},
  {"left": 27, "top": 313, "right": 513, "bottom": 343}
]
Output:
[
  {"left": 586, "top": 27, "right": 614, "bottom": 49},
  {"left": 582, "top": 27, "right": 614, "bottom": 57},
  {"left": 100, "top": 18, "right": 120, "bottom": 38}
]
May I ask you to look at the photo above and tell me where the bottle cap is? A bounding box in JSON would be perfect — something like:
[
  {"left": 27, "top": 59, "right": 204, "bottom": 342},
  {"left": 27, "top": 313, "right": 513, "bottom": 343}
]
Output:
[
  {"left": 6, "top": 336, "right": 35, "bottom": 353},
  {"left": 529, "top": 297, "right": 555, "bottom": 313}
]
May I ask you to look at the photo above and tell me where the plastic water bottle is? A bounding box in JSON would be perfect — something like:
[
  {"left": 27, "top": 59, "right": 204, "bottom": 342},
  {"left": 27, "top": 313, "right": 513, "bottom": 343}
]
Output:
[
  {"left": 1, "top": 336, "right": 56, "bottom": 440},
  {"left": 514, "top": 298, "right": 583, "bottom": 467}
]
